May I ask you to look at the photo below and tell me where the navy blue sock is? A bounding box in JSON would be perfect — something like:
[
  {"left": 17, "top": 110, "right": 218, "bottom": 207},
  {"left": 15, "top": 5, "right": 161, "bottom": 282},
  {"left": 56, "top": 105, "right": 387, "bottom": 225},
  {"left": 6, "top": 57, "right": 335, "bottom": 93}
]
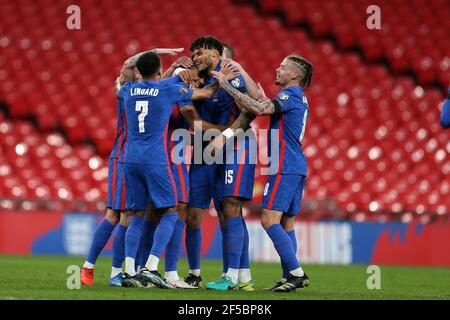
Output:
[
  {"left": 137, "top": 220, "right": 156, "bottom": 268},
  {"left": 165, "top": 219, "right": 185, "bottom": 272},
  {"left": 185, "top": 226, "right": 201, "bottom": 270},
  {"left": 267, "top": 224, "right": 299, "bottom": 273},
  {"left": 220, "top": 225, "right": 228, "bottom": 274},
  {"left": 112, "top": 224, "right": 127, "bottom": 268},
  {"left": 282, "top": 230, "right": 298, "bottom": 279},
  {"left": 226, "top": 216, "right": 244, "bottom": 269},
  {"left": 239, "top": 218, "right": 250, "bottom": 269},
  {"left": 86, "top": 218, "right": 116, "bottom": 264},
  {"left": 124, "top": 216, "right": 144, "bottom": 261},
  {"left": 150, "top": 212, "right": 178, "bottom": 258}
]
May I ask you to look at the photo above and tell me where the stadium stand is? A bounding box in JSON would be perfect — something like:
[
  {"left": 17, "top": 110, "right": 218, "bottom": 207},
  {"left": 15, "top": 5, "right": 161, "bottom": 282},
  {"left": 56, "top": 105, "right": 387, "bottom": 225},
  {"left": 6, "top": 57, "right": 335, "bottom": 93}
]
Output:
[{"left": 0, "top": 0, "right": 449, "bottom": 223}]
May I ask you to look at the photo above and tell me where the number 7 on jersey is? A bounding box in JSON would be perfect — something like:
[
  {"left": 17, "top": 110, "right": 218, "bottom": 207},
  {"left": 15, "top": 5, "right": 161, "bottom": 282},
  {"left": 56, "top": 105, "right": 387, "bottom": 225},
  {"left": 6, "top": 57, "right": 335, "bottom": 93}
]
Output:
[{"left": 135, "top": 101, "right": 149, "bottom": 133}]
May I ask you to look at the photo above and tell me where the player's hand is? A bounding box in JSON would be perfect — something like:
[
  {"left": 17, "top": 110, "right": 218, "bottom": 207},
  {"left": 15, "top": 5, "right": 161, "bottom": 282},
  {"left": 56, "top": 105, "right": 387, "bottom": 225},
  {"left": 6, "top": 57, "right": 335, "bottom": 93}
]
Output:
[
  {"left": 172, "top": 56, "right": 194, "bottom": 69},
  {"left": 151, "top": 48, "right": 184, "bottom": 56},
  {"left": 205, "top": 134, "right": 227, "bottom": 157},
  {"left": 211, "top": 71, "right": 228, "bottom": 87},
  {"left": 222, "top": 59, "right": 242, "bottom": 71},
  {"left": 256, "top": 82, "right": 269, "bottom": 102},
  {"left": 178, "top": 69, "right": 194, "bottom": 85},
  {"left": 220, "top": 61, "right": 240, "bottom": 80}
]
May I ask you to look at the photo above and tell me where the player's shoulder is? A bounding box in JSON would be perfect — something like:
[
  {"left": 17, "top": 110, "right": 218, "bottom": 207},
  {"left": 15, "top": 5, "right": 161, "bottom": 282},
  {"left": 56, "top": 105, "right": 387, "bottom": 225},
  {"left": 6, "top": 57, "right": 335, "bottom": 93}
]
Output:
[{"left": 276, "top": 86, "right": 307, "bottom": 105}]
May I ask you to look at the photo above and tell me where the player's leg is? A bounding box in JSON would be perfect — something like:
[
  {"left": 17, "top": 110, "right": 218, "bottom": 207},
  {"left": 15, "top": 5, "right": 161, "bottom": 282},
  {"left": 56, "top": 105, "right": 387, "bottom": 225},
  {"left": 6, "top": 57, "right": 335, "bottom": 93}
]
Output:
[
  {"left": 121, "top": 163, "right": 148, "bottom": 288},
  {"left": 164, "top": 163, "right": 197, "bottom": 288},
  {"left": 136, "top": 203, "right": 158, "bottom": 272},
  {"left": 280, "top": 215, "right": 297, "bottom": 283},
  {"left": 138, "top": 164, "right": 179, "bottom": 289},
  {"left": 109, "top": 163, "right": 132, "bottom": 286},
  {"left": 109, "top": 211, "right": 130, "bottom": 287},
  {"left": 81, "top": 209, "right": 119, "bottom": 285},
  {"left": 206, "top": 144, "right": 255, "bottom": 291},
  {"left": 184, "top": 163, "right": 215, "bottom": 287},
  {"left": 81, "top": 158, "right": 121, "bottom": 285},
  {"left": 206, "top": 196, "right": 244, "bottom": 290},
  {"left": 261, "top": 174, "right": 309, "bottom": 292}
]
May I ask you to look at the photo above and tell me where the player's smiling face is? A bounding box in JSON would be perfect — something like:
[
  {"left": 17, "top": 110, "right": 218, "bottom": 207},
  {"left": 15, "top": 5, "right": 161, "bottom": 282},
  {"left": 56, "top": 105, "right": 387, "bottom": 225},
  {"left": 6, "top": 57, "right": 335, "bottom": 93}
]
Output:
[
  {"left": 275, "top": 58, "right": 298, "bottom": 87},
  {"left": 275, "top": 58, "right": 290, "bottom": 86},
  {"left": 192, "top": 47, "right": 214, "bottom": 73}
]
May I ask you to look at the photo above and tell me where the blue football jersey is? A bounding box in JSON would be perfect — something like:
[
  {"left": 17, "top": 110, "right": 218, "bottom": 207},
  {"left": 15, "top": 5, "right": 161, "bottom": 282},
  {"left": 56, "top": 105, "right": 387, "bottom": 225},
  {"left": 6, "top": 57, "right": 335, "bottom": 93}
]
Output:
[
  {"left": 119, "top": 79, "right": 193, "bottom": 165},
  {"left": 268, "top": 85, "right": 309, "bottom": 176},
  {"left": 109, "top": 97, "right": 127, "bottom": 160}
]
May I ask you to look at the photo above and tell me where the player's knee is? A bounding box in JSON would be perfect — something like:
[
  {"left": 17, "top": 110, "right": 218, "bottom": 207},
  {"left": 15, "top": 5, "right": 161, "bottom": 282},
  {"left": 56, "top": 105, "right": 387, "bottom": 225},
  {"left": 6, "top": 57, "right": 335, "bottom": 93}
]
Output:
[
  {"left": 119, "top": 212, "right": 131, "bottom": 227},
  {"left": 223, "top": 197, "right": 242, "bottom": 219},
  {"left": 261, "top": 212, "right": 277, "bottom": 230},
  {"left": 217, "top": 212, "right": 226, "bottom": 228},
  {"left": 186, "top": 210, "right": 202, "bottom": 228},
  {"left": 105, "top": 209, "right": 120, "bottom": 225},
  {"left": 281, "top": 215, "right": 295, "bottom": 230},
  {"left": 177, "top": 203, "right": 188, "bottom": 221}
]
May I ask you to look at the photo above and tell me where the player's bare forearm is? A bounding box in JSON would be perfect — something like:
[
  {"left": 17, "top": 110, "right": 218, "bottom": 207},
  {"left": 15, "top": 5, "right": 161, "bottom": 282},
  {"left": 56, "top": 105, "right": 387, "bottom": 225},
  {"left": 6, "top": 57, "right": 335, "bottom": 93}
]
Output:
[
  {"left": 180, "top": 105, "right": 225, "bottom": 132},
  {"left": 240, "top": 68, "right": 262, "bottom": 101},
  {"left": 215, "top": 75, "right": 275, "bottom": 115},
  {"left": 229, "top": 112, "right": 255, "bottom": 131},
  {"left": 191, "top": 82, "right": 219, "bottom": 100}
]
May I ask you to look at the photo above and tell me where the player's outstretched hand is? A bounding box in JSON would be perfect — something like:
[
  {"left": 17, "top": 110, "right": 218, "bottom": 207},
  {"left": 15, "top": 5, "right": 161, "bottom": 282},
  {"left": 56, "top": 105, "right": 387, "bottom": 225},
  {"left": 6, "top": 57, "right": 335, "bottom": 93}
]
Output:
[{"left": 152, "top": 48, "right": 184, "bottom": 56}]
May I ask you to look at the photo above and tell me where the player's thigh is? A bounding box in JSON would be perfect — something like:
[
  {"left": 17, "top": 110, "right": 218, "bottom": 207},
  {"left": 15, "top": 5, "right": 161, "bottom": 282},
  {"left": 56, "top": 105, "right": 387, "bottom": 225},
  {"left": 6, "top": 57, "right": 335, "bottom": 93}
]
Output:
[
  {"left": 171, "top": 163, "right": 190, "bottom": 205},
  {"left": 106, "top": 158, "right": 118, "bottom": 208},
  {"left": 124, "top": 163, "right": 148, "bottom": 211},
  {"left": 262, "top": 174, "right": 297, "bottom": 213},
  {"left": 285, "top": 175, "right": 306, "bottom": 216},
  {"left": 189, "top": 163, "right": 215, "bottom": 209},
  {"left": 222, "top": 152, "right": 255, "bottom": 201},
  {"left": 112, "top": 161, "right": 128, "bottom": 212},
  {"left": 146, "top": 165, "right": 178, "bottom": 209}
]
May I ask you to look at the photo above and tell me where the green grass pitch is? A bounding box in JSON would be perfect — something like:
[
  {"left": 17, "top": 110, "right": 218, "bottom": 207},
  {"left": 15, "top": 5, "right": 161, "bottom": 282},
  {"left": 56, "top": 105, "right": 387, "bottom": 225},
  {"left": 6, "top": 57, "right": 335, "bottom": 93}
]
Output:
[{"left": 0, "top": 255, "right": 449, "bottom": 300}]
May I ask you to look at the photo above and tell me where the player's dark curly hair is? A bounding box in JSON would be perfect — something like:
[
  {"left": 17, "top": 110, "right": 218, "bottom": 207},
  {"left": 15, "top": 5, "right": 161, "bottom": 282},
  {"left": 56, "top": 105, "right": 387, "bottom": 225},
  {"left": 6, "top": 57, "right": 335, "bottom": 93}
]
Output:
[
  {"left": 190, "top": 36, "right": 224, "bottom": 55},
  {"left": 136, "top": 51, "right": 161, "bottom": 77},
  {"left": 287, "top": 55, "right": 313, "bottom": 89}
]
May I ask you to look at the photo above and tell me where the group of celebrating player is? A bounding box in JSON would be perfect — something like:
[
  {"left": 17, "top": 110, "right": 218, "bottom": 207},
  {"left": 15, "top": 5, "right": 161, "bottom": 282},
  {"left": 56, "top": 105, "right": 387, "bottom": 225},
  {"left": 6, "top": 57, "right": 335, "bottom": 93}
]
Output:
[{"left": 79, "top": 35, "right": 314, "bottom": 293}]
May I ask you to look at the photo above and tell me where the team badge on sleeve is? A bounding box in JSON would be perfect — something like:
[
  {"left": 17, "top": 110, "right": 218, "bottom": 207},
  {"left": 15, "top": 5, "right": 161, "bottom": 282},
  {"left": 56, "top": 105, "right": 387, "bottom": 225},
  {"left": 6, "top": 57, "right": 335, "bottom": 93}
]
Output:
[
  {"left": 231, "top": 77, "right": 241, "bottom": 88},
  {"left": 180, "top": 86, "right": 189, "bottom": 94},
  {"left": 279, "top": 93, "right": 289, "bottom": 100}
]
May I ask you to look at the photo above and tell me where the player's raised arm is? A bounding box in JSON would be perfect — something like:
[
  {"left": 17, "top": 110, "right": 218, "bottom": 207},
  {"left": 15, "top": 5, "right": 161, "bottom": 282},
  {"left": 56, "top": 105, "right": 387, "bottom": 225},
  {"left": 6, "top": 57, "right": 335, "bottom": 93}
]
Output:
[
  {"left": 212, "top": 71, "right": 276, "bottom": 116},
  {"left": 440, "top": 88, "right": 450, "bottom": 128}
]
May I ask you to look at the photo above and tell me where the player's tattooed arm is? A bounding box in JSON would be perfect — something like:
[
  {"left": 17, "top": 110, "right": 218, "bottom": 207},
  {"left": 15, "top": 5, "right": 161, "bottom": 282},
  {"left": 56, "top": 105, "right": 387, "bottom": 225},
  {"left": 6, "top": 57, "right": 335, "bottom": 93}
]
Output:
[
  {"left": 179, "top": 105, "right": 227, "bottom": 132},
  {"left": 212, "top": 71, "right": 275, "bottom": 116}
]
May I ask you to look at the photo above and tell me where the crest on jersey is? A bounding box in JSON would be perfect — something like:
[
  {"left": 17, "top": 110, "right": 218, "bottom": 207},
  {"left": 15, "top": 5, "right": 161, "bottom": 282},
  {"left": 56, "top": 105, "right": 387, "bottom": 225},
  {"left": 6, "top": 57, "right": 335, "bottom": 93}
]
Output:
[
  {"left": 279, "top": 93, "right": 289, "bottom": 100},
  {"left": 180, "top": 86, "right": 188, "bottom": 95},
  {"left": 231, "top": 77, "right": 240, "bottom": 88}
]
